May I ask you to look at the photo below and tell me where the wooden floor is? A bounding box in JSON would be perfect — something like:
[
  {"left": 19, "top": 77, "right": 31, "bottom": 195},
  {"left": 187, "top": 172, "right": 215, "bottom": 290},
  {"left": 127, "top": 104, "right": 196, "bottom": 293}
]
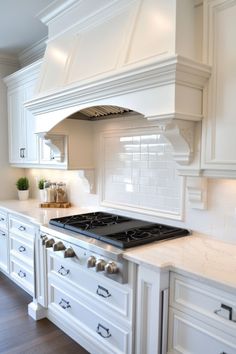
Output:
[{"left": 0, "top": 273, "right": 89, "bottom": 354}]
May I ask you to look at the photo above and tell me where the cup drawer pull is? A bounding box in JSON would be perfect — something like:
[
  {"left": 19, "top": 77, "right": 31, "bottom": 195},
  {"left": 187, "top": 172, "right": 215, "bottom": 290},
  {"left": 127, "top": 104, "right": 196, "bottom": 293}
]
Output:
[
  {"left": 18, "top": 226, "right": 26, "bottom": 231},
  {"left": 18, "top": 270, "right": 26, "bottom": 278},
  {"left": 18, "top": 245, "right": 26, "bottom": 253},
  {"left": 96, "top": 323, "right": 111, "bottom": 338},
  {"left": 214, "top": 303, "right": 235, "bottom": 322},
  {"left": 0, "top": 232, "right": 6, "bottom": 237},
  {"left": 0, "top": 217, "right": 5, "bottom": 222},
  {"left": 59, "top": 298, "right": 71, "bottom": 309},
  {"left": 96, "top": 285, "right": 111, "bottom": 298},
  {"left": 58, "top": 265, "right": 70, "bottom": 276}
]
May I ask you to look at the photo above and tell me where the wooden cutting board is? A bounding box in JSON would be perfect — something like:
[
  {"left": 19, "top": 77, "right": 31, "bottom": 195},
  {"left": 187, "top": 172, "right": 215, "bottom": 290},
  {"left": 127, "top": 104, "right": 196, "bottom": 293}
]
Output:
[{"left": 40, "top": 202, "right": 71, "bottom": 208}]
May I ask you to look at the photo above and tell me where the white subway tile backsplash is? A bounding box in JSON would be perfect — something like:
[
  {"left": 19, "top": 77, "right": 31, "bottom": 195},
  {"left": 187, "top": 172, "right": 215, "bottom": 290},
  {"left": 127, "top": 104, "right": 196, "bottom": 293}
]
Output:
[{"left": 102, "top": 129, "right": 183, "bottom": 219}]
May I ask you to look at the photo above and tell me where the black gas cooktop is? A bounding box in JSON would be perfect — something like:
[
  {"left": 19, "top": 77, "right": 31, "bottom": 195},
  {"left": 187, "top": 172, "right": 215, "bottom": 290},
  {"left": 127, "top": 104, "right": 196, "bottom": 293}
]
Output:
[{"left": 49, "top": 212, "right": 190, "bottom": 249}]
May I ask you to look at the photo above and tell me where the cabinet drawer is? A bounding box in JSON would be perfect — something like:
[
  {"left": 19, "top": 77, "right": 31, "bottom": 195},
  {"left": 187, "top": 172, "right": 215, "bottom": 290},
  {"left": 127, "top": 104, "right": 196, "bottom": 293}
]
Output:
[
  {"left": 10, "top": 235, "right": 33, "bottom": 267},
  {"left": 0, "top": 210, "right": 7, "bottom": 230},
  {"left": 10, "top": 259, "right": 34, "bottom": 295},
  {"left": 168, "top": 307, "right": 236, "bottom": 354},
  {"left": 170, "top": 273, "right": 236, "bottom": 335},
  {"left": 48, "top": 251, "right": 131, "bottom": 319},
  {"left": 9, "top": 215, "right": 35, "bottom": 239},
  {"left": 49, "top": 282, "right": 130, "bottom": 354}
]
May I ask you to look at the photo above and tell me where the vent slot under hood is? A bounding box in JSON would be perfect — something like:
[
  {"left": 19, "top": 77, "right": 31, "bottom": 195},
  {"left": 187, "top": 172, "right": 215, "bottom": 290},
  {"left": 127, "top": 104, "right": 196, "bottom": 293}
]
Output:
[{"left": 69, "top": 106, "right": 133, "bottom": 120}]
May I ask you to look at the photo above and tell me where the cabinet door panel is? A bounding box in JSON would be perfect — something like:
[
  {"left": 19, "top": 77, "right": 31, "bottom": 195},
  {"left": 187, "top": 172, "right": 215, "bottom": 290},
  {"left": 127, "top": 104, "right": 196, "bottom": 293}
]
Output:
[
  {"left": 202, "top": 0, "right": 236, "bottom": 174},
  {"left": 8, "top": 89, "right": 25, "bottom": 163},
  {"left": 24, "top": 81, "right": 39, "bottom": 164}
]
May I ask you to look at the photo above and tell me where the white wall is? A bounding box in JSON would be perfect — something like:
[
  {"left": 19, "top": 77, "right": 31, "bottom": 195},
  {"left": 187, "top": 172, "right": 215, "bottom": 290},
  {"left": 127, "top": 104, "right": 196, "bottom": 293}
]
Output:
[{"left": 0, "top": 61, "right": 25, "bottom": 200}]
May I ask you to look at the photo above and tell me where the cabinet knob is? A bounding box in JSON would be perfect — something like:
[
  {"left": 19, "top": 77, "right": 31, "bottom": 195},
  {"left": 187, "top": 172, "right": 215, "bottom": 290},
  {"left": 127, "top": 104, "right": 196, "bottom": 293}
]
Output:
[
  {"left": 87, "top": 255, "right": 96, "bottom": 268},
  {"left": 53, "top": 241, "right": 66, "bottom": 252},
  {"left": 95, "top": 259, "right": 106, "bottom": 272}
]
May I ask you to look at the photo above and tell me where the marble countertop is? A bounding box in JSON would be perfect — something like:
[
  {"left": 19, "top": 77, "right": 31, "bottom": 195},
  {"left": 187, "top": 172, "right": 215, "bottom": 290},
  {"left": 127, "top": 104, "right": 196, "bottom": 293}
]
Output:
[
  {"left": 124, "top": 234, "right": 236, "bottom": 293},
  {"left": 1, "top": 199, "right": 236, "bottom": 292},
  {"left": 0, "top": 199, "right": 94, "bottom": 225}
]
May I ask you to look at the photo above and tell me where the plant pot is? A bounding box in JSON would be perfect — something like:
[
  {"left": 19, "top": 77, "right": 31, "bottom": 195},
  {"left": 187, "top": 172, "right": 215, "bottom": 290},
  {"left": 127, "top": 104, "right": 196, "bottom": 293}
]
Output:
[
  {"left": 18, "top": 190, "right": 29, "bottom": 201},
  {"left": 39, "top": 189, "right": 46, "bottom": 203}
]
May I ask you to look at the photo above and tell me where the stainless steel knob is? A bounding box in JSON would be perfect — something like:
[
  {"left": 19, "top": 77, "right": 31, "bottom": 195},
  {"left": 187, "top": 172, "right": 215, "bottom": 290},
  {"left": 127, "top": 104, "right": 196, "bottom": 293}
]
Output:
[
  {"left": 95, "top": 259, "right": 106, "bottom": 272},
  {"left": 41, "top": 236, "right": 48, "bottom": 245},
  {"left": 64, "top": 247, "right": 75, "bottom": 258},
  {"left": 45, "top": 238, "right": 55, "bottom": 248},
  {"left": 53, "top": 241, "right": 66, "bottom": 252},
  {"left": 87, "top": 255, "right": 96, "bottom": 268},
  {"left": 105, "top": 261, "right": 119, "bottom": 274}
]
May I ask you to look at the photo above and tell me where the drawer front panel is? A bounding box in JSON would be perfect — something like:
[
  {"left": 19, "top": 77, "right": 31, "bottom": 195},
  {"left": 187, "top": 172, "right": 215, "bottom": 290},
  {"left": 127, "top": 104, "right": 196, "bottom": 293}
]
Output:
[
  {"left": 170, "top": 272, "right": 236, "bottom": 333},
  {"left": 168, "top": 307, "right": 236, "bottom": 354},
  {"left": 49, "top": 283, "right": 130, "bottom": 354},
  {"left": 48, "top": 252, "right": 131, "bottom": 318},
  {"left": 9, "top": 216, "right": 35, "bottom": 239},
  {"left": 10, "top": 235, "right": 33, "bottom": 266},
  {"left": 10, "top": 259, "right": 34, "bottom": 295},
  {"left": 0, "top": 210, "right": 7, "bottom": 230}
]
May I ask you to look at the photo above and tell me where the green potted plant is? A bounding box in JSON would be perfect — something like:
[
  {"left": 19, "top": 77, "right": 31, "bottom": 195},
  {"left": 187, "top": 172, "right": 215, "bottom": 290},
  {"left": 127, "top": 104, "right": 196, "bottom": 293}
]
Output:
[
  {"left": 16, "top": 177, "right": 29, "bottom": 201},
  {"left": 38, "top": 178, "right": 46, "bottom": 202}
]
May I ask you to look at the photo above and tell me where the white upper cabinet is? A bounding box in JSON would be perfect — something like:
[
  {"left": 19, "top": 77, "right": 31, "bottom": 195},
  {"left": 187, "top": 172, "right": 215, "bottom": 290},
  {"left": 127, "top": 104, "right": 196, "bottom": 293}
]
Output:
[
  {"left": 202, "top": 0, "right": 236, "bottom": 177},
  {"left": 4, "top": 61, "right": 41, "bottom": 166}
]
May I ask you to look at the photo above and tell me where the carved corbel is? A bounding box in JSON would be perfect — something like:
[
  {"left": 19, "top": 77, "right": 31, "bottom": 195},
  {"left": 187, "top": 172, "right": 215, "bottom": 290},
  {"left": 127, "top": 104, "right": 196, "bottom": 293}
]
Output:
[
  {"left": 146, "top": 117, "right": 196, "bottom": 165},
  {"left": 43, "top": 133, "right": 66, "bottom": 162}
]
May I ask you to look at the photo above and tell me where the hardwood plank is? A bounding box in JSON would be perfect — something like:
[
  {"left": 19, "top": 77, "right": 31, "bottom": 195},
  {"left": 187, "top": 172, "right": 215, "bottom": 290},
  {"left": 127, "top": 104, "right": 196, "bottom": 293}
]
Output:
[{"left": 0, "top": 273, "right": 90, "bottom": 354}]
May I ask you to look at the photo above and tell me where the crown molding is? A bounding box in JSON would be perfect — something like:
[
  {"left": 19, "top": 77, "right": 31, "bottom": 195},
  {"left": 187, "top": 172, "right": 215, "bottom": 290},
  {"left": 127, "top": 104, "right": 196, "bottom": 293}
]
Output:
[{"left": 18, "top": 37, "right": 46, "bottom": 68}]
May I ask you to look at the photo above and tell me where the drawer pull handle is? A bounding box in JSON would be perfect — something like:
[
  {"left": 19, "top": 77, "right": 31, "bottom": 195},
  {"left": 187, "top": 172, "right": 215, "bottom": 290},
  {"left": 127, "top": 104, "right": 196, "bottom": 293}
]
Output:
[
  {"left": 58, "top": 265, "right": 70, "bottom": 276},
  {"left": 96, "top": 285, "right": 111, "bottom": 298},
  {"left": 18, "top": 226, "right": 26, "bottom": 231},
  {"left": 96, "top": 323, "right": 111, "bottom": 339},
  {"left": 0, "top": 217, "right": 5, "bottom": 221},
  {"left": 1, "top": 232, "right": 6, "bottom": 237},
  {"left": 59, "top": 298, "right": 71, "bottom": 309},
  {"left": 18, "top": 270, "right": 26, "bottom": 278},
  {"left": 214, "top": 303, "right": 235, "bottom": 322},
  {"left": 18, "top": 245, "right": 26, "bottom": 253}
]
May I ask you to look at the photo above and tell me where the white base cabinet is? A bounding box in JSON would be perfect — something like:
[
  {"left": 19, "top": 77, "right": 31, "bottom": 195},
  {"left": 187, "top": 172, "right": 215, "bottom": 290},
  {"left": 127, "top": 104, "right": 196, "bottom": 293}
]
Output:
[
  {"left": 168, "top": 272, "right": 236, "bottom": 354},
  {"left": 135, "top": 266, "right": 169, "bottom": 354}
]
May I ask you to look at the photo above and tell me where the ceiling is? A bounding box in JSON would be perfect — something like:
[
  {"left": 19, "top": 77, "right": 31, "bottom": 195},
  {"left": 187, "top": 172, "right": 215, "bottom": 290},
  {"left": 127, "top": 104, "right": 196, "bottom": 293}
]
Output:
[{"left": 0, "top": 0, "right": 52, "bottom": 55}]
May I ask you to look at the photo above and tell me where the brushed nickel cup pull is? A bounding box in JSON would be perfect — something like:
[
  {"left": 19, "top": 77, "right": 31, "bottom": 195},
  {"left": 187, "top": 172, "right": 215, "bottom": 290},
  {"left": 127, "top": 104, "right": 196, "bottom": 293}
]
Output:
[
  {"left": 1, "top": 232, "right": 6, "bottom": 237},
  {"left": 18, "top": 245, "right": 26, "bottom": 252},
  {"left": 96, "top": 285, "right": 111, "bottom": 298},
  {"left": 59, "top": 298, "right": 71, "bottom": 309},
  {"left": 18, "top": 226, "right": 26, "bottom": 231},
  {"left": 0, "top": 217, "right": 5, "bottom": 221},
  {"left": 58, "top": 265, "right": 70, "bottom": 276},
  {"left": 18, "top": 270, "right": 26, "bottom": 278},
  {"left": 96, "top": 323, "right": 111, "bottom": 338}
]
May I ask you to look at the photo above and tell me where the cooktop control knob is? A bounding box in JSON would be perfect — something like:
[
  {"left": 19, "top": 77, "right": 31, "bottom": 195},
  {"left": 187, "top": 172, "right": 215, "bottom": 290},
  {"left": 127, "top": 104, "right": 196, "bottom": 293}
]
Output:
[
  {"left": 64, "top": 247, "right": 75, "bottom": 258},
  {"left": 87, "top": 255, "right": 96, "bottom": 268},
  {"left": 95, "top": 259, "right": 106, "bottom": 272},
  {"left": 105, "top": 261, "right": 119, "bottom": 274},
  {"left": 45, "top": 238, "right": 55, "bottom": 248},
  {"left": 53, "top": 241, "right": 66, "bottom": 252}
]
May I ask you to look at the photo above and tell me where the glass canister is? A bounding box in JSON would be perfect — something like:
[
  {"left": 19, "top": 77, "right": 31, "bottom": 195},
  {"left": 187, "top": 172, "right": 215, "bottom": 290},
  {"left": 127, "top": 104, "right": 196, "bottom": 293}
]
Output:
[{"left": 56, "top": 182, "right": 67, "bottom": 203}]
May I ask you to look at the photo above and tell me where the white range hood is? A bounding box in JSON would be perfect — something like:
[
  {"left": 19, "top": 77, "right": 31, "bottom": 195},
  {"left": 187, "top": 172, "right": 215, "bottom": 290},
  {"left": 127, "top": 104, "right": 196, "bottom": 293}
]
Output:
[{"left": 26, "top": 0, "right": 211, "bottom": 174}]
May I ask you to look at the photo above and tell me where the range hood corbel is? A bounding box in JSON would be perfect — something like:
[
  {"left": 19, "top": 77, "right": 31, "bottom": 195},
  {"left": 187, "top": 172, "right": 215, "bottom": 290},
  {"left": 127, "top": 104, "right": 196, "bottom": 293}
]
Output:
[
  {"left": 146, "top": 116, "right": 195, "bottom": 165},
  {"left": 40, "top": 133, "right": 66, "bottom": 162}
]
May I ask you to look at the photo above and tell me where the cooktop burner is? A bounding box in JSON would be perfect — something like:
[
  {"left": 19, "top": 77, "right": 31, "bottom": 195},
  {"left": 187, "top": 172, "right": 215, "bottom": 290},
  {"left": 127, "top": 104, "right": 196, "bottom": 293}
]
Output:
[{"left": 49, "top": 212, "right": 190, "bottom": 249}]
